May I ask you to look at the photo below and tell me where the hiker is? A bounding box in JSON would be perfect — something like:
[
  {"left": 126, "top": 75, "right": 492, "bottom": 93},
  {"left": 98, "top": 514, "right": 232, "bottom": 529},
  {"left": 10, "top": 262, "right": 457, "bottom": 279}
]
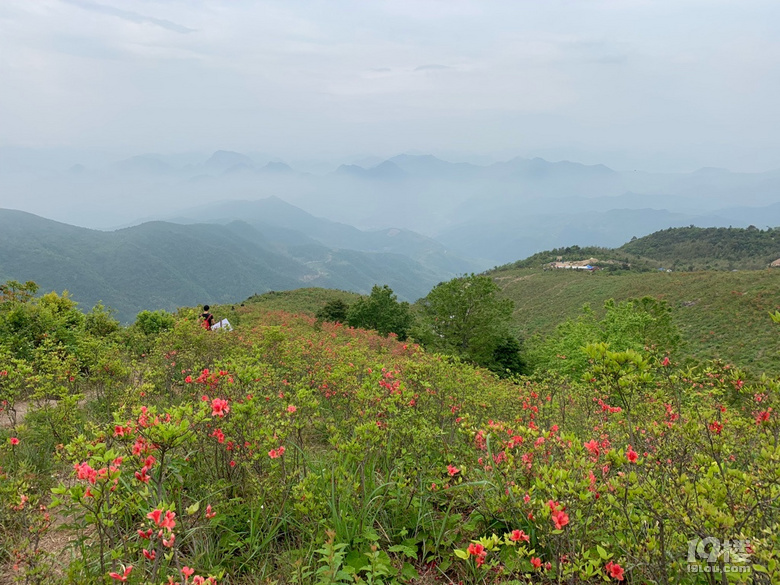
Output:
[{"left": 201, "top": 305, "right": 215, "bottom": 330}]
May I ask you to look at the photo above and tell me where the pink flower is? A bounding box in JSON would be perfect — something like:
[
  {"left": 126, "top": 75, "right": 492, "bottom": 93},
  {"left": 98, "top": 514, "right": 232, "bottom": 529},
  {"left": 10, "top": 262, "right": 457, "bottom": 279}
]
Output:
[
  {"left": 551, "top": 509, "right": 569, "bottom": 530},
  {"left": 583, "top": 439, "right": 599, "bottom": 457},
  {"left": 268, "top": 446, "right": 286, "bottom": 459},
  {"left": 606, "top": 561, "right": 625, "bottom": 581},
  {"left": 9, "top": 437, "right": 19, "bottom": 446},
  {"left": 182, "top": 567, "right": 195, "bottom": 578},
  {"left": 447, "top": 464, "right": 460, "bottom": 476},
  {"left": 205, "top": 504, "right": 216, "bottom": 519},
  {"left": 147, "top": 509, "right": 162, "bottom": 525},
  {"left": 211, "top": 398, "right": 229, "bottom": 418},
  {"left": 509, "top": 529, "right": 530, "bottom": 542},
  {"left": 626, "top": 446, "right": 638, "bottom": 463},
  {"left": 467, "top": 542, "right": 487, "bottom": 566},
  {"left": 109, "top": 566, "right": 133, "bottom": 582},
  {"left": 286, "top": 405, "right": 297, "bottom": 413}
]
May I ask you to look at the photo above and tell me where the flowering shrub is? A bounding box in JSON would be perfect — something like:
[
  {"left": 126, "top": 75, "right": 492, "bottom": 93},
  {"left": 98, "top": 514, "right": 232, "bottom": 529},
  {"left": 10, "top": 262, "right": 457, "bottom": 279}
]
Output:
[{"left": 0, "top": 291, "right": 778, "bottom": 583}]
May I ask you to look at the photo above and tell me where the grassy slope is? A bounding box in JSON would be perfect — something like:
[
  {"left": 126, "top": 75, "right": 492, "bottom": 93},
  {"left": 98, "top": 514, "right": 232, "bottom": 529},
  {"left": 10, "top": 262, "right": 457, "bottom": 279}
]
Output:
[
  {"left": 242, "top": 287, "right": 362, "bottom": 315},
  {"left": 492, "top": 267, "right": 780, "bottom": 372}
]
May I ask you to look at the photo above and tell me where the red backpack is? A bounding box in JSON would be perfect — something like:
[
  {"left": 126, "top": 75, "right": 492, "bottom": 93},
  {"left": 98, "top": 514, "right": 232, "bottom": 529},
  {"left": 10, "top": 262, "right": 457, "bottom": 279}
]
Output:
[{"left": 201, "top": 312, "right": 213, "bottom": 330}]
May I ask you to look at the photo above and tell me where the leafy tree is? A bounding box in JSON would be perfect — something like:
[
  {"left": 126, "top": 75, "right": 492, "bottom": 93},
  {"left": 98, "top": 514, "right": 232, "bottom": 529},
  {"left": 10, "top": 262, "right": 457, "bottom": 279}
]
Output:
[
  {"left": 316, "top": 299, "right": 350, "bottom": 324},
  {"left": 490, "top": 334, "right": 527, "bottom": 377},
  {"left": 346, "top": 285, "right": 413, "bottom": 339},
  {"left": 134, "top": 310, "right": 176, "bottom": 336},
  {"left": 0, "top": 284, "right": 84, "bottom": 360},
  {"left": 417, "top": 274, "right": 517, "bottom": 370},
  {"left": 84, "top": 303, "right": 120, "bottom": 338},
  {"left": 0, "top": 280, "right": 39, "bottom": 303}
]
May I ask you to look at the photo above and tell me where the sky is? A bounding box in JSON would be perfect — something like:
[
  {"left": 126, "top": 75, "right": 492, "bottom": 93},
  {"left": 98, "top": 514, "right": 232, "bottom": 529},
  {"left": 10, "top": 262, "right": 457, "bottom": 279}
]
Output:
[{"left": 1, "top": 0, "right": 779, "bottom": 172}]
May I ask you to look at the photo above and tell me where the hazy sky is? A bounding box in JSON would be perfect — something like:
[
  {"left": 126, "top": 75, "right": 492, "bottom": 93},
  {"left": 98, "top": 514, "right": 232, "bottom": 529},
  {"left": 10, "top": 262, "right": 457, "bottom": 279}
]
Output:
[{"left": 1, "top": 0, "right": 779, "bottom": 172}]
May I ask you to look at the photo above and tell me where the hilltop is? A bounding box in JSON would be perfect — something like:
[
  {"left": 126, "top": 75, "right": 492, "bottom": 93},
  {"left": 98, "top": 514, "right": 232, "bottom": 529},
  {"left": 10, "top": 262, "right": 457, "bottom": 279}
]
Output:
[
  {"left": 491, "top": 231, "right": 780, "bottom": 372},
  {"left": 507, "top": 226, "right": 780, "bottom": 272}
]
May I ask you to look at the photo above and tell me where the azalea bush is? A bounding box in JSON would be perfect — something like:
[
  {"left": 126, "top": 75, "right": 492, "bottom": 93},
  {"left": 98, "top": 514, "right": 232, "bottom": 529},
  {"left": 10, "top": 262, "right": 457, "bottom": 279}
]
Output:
[{"left": 0, "top": 282, "right": 778, "bottom": 584}]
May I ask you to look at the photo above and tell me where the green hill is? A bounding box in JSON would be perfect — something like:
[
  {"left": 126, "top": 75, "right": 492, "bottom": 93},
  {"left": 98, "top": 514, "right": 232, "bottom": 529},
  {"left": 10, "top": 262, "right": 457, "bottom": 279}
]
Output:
[
  {"left": 242, "top": 287, "right": 361, "bottom": 315},
  {"left": 620, "top": 225, "right": 780, "bottom": 270},
  {"left": 490, "top": 266, "right": 780, "bottom": 372},
  {"left": 0, "top": 209, "right": 447, "bottom": 322},
  {"left": 509, "top": 226, "right": 780, "bottom": 272}
]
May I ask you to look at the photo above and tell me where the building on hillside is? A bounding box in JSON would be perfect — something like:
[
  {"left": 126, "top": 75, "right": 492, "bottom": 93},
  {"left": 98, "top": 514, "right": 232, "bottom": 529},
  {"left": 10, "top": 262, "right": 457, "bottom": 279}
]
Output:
[
  {"left": 547, "top": 259, "right": 598, "bottom": 271},
  {"left": 770, "top": 258, "right": 780, "bottom": 268}
]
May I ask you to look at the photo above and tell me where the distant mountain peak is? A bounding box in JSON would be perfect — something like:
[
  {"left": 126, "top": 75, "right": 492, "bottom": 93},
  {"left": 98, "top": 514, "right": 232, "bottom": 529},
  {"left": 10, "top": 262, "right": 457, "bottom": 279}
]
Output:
[
  {"left": 261, "top": 161, "right": 293, "bottom": 173},
  {"left": 204, "top": 150, "right": 254, "bottom": 172}
]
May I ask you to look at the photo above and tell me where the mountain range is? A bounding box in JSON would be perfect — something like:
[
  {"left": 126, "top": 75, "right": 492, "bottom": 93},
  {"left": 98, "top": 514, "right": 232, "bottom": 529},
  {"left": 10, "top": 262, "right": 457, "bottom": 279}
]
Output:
[
  {"left": 0, "top": 201, "right": 476, "bottom": 322},
  {"left": 3, "top": 147, "right": 780, "bottom": 269}
]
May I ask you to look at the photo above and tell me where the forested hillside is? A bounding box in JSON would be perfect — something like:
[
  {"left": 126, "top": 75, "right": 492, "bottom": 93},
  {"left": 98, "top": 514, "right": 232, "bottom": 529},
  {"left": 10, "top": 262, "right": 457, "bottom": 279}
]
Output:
[
  {"left": 0, "top": 209, "right": 453, "bottom": 321},
  {"left": 620, "top": 225, "right": 780, "bottom": 270}
]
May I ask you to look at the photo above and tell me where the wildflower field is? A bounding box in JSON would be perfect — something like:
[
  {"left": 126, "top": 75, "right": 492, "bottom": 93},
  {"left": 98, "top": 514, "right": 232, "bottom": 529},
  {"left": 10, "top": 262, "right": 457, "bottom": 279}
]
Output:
[{"left": 0, "top": 283, "right": 778, "bottom": 584}]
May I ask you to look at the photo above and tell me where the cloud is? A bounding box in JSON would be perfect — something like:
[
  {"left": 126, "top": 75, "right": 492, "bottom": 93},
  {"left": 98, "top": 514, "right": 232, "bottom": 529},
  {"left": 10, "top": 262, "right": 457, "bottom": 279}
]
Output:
[
  {"left": 60, "top": 0, "right": 195, "bottom": 34},
  {"left": 414, "top": 64, "right": 450, "bottom": 71}
]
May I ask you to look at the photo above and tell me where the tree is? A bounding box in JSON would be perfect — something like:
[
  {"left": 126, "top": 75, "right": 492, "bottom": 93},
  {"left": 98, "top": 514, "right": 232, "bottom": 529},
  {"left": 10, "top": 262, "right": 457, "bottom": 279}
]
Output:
[
  {"left": 316, "top": 299, "right": 350, "bottom": 324},
  {"left": 134, "top": 310, "right": 175, "bottom": 336},
  {"left": 418, "top": 274, "right": 518, "bottom": 371},
  {"left": 346, "top": 285, "right": 413, "bottom": 339}
]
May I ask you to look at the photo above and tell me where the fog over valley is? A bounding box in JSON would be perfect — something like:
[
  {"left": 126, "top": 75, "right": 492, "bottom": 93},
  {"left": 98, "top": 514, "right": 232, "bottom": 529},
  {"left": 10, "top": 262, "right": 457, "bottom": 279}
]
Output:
[{"left": 1, "top": 0, "right": 779, "bottom": 315}]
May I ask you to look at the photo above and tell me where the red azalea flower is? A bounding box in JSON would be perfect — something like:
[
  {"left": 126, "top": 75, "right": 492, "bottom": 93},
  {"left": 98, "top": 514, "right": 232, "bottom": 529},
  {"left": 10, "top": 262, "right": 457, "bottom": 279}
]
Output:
[
  {"left": 467, "top": 542, "right": 485, "bottom": 556},
  {"left": 109, "top": 565, "right": 133, "bottom": 582},
  {"left": 211, "top": 398, "right": 229, "bottom": 418},
  {"left": 146, "top": 509, "right": 163, "bottom": 525},
  {"left": 447, "top": 464, "right": 460, "bottom": 476},
  {"left": 551, "top": 509, "right": 569, "bottom": 530},
  {"left": 509, "top": 529, "right": 530, "bottom": 542},
  {"left": 161, "top": 511, "right": 176, "bottom": 530},
  {"left": 626, "top": 446, "right": 638, "bottom": 463},
  {"left": 530, "top": 557, "right": 542, "bottom": 569},
  {"left": 9, "top": 437, "right": 19, "bottom": 446},
  {"left": 583, "top": 439, "right": 599, "bottom": 457},
  {"left": 606, "top": 561, "right": 625, "bottom": 581}
]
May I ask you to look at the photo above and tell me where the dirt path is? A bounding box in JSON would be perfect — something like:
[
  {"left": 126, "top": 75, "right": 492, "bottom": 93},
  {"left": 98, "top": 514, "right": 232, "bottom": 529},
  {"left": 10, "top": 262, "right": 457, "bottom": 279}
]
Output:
[{"left": 0, "top": 399, "right": 80, "bottom": 583}]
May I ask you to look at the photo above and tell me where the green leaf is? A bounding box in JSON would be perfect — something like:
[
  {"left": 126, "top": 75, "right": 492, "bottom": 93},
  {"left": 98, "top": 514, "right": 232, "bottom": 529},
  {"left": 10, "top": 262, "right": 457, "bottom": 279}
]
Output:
[
  {"left": 186, "top": 501, "right": 200, "bottom": 515},
  {"left": 401, "top": 562, "right": 419, "bottom": 581},
  {"left": 454, "top": 549, "right": 469, "bottom": 560},
  {"left": 596, "top": 545, "right": 609, "bottom": 560}
]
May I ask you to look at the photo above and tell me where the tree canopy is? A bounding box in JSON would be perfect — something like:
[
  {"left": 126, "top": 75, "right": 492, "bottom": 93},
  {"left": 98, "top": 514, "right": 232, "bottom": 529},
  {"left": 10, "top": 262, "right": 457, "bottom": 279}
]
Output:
[
  {"left": 417, "top": 274, "right": 519, "bottom": 373},
  {"left": 346, "top": 285, "right": 413, "bottom": 340}
]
